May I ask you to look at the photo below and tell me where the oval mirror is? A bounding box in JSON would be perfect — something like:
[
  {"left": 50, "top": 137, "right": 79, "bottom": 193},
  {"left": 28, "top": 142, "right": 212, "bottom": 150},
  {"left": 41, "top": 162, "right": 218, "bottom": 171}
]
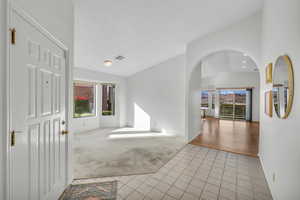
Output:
[{"left": 273, "top": 55, "right": 294, "bottom": 119}]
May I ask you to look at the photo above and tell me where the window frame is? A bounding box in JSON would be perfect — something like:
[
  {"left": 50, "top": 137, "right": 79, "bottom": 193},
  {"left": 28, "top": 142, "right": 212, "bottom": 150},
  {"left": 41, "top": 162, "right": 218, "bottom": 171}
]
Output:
[{"left": 101, "top": 83, "right": 116, "bottom": 116}]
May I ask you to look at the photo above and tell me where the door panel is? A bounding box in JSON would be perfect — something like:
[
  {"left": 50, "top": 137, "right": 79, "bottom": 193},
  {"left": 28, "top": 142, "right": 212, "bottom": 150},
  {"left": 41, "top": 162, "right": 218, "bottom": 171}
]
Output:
[
  {"left": 29, "top": 123, "right": 40, "bottom": 200},
  {"left": 40, "top": 70, "right": 53, "bottom": 116},
  {"left": 27, "top": 65, "right": 37, "bottom": 118},
  {"left": 10, "top": 9, "right": 67, "bottom": 200}
]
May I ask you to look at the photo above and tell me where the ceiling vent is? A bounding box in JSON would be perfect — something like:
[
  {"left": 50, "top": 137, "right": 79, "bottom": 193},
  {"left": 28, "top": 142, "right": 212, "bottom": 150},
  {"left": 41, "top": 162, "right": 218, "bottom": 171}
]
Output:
[{"left": 115, "top": 55, "right": 125, "bottom": 61}]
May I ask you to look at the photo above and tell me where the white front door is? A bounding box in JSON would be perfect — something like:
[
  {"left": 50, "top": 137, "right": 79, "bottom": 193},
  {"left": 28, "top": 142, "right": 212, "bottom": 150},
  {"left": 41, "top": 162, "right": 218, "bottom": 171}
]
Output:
[{"left": 9, "top": 8, "right": 68, "bottom": 200}]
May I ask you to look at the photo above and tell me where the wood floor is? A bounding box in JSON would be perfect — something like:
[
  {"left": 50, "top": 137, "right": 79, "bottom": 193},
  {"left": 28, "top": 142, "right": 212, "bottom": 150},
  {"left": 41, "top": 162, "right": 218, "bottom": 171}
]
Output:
[{"left": 190, "top": 118, "right": 259, "bottom": 157}]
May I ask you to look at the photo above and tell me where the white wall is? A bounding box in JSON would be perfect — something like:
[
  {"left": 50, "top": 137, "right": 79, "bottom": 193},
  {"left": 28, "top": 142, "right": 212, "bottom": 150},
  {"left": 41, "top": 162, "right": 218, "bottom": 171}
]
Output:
[
  {"left": 201, "top": 72, "right": 260, "bottom": 121},
  {"left": 126, "top": 55, "right": 185, "bottom": 137},
  {"left": 12, "top": 0, "right": 74, "bottom": 49},
  {"left": 125, "top": 13, "right": 262, "bottom": 141},
  {"left": 187, "top": 62, "right": 202, "bottom": 141},
  {"left": 0, "top": 0, "right": 7, "bottom": 199},
  {"left": 185, "top": 12, "right": 262, "bottom": 141},
  {"left": 72, "top": 68, "right": 127, "bottom": 133},
  {"left": 260, "top": 0, "right": 300, "bottom": 199}
]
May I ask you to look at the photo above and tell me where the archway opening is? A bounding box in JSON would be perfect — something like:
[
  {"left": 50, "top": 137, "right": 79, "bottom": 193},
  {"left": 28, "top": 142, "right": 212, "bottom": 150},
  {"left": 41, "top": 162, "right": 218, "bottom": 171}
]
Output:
[{"left": 188, "top": 50, "right": 260, "bottom": 157}]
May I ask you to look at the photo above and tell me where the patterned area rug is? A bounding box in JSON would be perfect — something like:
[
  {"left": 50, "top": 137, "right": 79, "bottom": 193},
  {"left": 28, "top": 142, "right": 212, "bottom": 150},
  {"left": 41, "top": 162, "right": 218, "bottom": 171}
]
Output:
[{"left": 59, "top": 181, "right": 117, "bottom": 200}]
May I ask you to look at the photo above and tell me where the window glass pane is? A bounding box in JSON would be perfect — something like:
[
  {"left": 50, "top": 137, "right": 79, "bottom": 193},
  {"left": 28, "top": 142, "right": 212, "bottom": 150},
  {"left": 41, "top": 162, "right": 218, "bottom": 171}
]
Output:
[
  {"left": 219, "top": 90, "right": 234, "bottom": 119},
  {"left": 234, "top": 90, "right": 247, "bottom": 120},
  {"left": 201, "top": 91, "right": 209, "bottom": 107},
  {"left": 74, "top": 82, "right": 96, "bottom": 118},
  {"left": 235, "top": 90, "right": 247, "bottom": 104},
  {"left": 102, "top": 84, "right": 115, "bottom": 116}
]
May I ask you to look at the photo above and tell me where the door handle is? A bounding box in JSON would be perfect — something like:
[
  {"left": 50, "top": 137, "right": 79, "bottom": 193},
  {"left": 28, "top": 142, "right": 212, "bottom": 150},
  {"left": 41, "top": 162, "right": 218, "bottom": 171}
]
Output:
[
  {"left": 62, "top": 130, "right": 69, "bottom": 135},
  {"left": 11, "top": 130, "right": 22, "bottom": 146}
]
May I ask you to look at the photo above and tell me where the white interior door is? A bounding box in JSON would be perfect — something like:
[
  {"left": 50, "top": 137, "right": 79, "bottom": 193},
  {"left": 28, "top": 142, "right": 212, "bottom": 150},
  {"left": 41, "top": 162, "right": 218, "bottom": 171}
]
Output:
[{"left": 9, "top": 8, "right": 68, "bottom": 200}]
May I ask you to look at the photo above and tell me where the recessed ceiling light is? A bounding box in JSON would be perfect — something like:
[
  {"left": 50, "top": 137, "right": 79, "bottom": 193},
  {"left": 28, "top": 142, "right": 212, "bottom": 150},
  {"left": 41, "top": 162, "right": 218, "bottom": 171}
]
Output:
[
  {"left": 243, "top": 53, "right": 248, "bottom": 57},
  {"left": 242, "top": 66, "right": 247, "bottom": 69},
  {"left": 104, "top": 60, "right": 113, "bottom": 67},
  {"left": 242, "top": 60, "right": 247, "bottom": 64}
]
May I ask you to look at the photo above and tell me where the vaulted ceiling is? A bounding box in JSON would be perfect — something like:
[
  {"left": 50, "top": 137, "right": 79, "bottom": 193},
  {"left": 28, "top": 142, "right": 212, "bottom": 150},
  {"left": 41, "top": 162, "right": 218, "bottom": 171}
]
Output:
[
  {"left": 74, "top": 0, "right": 262, "bottom": 76},
  {"left": 201, "top": 50, "right": 258, "bottom": 78}
]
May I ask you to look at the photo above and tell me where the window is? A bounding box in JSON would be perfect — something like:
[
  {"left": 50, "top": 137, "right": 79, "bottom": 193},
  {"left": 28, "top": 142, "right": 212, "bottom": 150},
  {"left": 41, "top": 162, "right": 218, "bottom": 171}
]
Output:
[
  {"left": 219, "top": 89, "right": 250, "bottom": 120},
  {"left": 212, "top": 92, "right": 215, "bottom": 109},
  {"left": 102, "top": 84, "right": 115, "bottom": 116},
  {"left": 201, "top": 91, "right": 209, "bottom": 107},
  {"left": 73, "top": 81, "right": 96, "bottom": 118}
]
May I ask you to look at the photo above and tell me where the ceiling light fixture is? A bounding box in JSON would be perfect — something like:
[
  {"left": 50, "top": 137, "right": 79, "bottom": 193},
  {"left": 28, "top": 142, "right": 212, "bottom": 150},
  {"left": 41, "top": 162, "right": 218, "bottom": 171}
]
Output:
[
  {"left": 104, "top": 60, "right": 113, "bottom": 67},
  {"left": 242, "top": 60, "right": 247, "bottom": 64},
  {"left": 242, "top": 66, "right": 247, "bottom": 69},
  {"left": 243, "top": 53, "right": 248, "bottom": 57}
]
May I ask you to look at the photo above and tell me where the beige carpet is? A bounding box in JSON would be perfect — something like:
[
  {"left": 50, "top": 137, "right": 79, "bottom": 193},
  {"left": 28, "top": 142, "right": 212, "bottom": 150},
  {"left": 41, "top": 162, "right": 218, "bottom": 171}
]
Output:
[{"left": 73, "top": 128, "right": 185, "bottom": 179}]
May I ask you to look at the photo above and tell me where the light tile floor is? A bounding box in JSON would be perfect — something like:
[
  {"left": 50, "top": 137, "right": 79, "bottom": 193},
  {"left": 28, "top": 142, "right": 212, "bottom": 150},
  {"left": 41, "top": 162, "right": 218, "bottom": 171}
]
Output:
[{"left": 74, "top": 144, "right": 273, "bottom": 200}]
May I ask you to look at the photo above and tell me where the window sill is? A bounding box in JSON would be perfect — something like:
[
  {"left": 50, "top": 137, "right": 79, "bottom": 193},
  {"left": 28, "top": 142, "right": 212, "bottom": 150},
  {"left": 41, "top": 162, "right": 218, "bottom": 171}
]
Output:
[{"left": 73, "top": 115, "right": 97, "bottom": 119}]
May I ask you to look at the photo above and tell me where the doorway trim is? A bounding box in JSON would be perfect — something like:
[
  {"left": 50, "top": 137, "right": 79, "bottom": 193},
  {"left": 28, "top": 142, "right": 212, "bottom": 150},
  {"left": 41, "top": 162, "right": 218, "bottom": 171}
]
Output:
[
  {"left": 186, "top": 49, "right": 260, "bottom": 142},
  {"left": 5, "top": 3, "right": 71, "bottom": 199}
]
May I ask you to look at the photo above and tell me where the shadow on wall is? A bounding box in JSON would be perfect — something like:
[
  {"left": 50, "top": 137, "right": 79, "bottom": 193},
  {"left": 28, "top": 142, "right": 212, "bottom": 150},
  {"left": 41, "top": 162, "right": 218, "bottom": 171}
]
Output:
[
  {"left": 134, "top": 103, "right": 151, "bottom": 130},
  {"left": 102, "top": 103, "right": 176, "bottom": 139},
  {"left": 131, "top": 103, "right": 169, "bottom": 134}
]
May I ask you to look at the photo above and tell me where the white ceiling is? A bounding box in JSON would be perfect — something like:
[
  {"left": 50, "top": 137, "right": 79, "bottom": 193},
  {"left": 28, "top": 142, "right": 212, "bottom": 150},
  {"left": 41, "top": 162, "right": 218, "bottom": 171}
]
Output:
[
  {"left": 201, "top": 50, "right": 258, "bottom": 78},
  {"left": 74, "top": 0, "right": 262, "bottom": 77}
]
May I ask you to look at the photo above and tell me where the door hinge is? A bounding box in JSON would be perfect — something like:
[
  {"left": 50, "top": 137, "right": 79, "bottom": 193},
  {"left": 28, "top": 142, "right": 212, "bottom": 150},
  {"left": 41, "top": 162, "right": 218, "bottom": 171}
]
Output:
[
  {"left": 62, "top": 130, "right": 69, "bottom": 135},
  {"left": 11, "top": 131, "right": 15, "bottom": 146},
  {"left": 10, "top": 28, "right": 16, "bottom": 45}
]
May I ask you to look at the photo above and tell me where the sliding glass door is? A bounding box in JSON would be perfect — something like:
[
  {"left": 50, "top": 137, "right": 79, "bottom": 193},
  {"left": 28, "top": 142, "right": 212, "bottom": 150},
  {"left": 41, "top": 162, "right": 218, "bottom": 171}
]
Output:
[
  {"left": 219, "top": 90, "right": 235, "bottom": 119},
  {"left": 219, "top": 89, "right": 251, "bottom": 120},
  {"left": 234, "top": 90, "right": 247, "bottom": 120}
]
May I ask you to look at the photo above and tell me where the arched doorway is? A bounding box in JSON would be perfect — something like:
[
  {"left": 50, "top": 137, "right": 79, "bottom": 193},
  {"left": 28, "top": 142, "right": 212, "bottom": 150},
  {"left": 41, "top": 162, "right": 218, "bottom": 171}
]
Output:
[{"left": 187, "top": 50, "right": 260, "bottom": 156}]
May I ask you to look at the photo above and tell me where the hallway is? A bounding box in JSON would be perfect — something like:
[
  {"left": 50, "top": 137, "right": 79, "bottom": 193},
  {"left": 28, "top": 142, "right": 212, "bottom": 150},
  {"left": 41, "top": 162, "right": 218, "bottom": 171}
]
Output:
[{"left": 190, "top": 118, "right": 259, "bottom": 157}]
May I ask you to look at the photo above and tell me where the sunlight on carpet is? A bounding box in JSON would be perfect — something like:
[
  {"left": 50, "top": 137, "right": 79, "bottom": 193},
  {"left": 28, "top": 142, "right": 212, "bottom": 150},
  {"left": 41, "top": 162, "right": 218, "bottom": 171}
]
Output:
[{"left": 73, "top": 128, "right": 185, "bottom": 179}]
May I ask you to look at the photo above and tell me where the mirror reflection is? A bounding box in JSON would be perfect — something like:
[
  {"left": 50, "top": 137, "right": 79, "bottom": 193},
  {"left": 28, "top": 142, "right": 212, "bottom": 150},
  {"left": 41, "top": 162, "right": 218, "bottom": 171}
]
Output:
[{"left": 273, "top": 55, "right": 294, "bottom": 119}]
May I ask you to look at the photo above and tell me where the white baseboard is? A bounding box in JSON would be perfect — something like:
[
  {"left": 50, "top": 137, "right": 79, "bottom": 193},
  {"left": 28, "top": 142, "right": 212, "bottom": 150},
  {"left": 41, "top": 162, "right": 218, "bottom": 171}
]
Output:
[{"left": 259, "top": 156, "right": 275, "bottom": 200}]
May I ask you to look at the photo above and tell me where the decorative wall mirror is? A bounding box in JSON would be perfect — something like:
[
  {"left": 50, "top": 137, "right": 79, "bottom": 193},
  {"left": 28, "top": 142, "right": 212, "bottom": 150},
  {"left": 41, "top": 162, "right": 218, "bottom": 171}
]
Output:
[{"left": 272, "top": 55, "right": 294, "bottom": 119}]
